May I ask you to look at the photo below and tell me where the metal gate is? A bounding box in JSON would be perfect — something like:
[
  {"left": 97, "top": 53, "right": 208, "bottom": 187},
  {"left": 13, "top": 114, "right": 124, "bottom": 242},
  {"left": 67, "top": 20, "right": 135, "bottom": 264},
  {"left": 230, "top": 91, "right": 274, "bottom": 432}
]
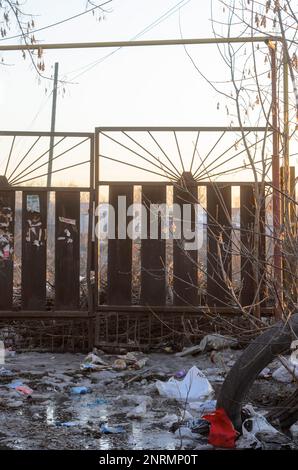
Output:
[
  {"left": 0, "top": 131, "right": 94, "bottom": 345},
  {"left": 0, "top": 128, "right": 295, "bottom": 350}
]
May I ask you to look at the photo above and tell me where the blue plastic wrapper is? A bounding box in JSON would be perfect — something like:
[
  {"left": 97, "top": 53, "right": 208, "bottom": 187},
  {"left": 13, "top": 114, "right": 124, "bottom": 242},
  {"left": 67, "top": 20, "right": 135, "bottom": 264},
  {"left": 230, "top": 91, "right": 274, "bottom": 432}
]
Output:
[
  {"left": 8, "top": 380, "right": 23, "bottom": 389},
  {"left": 71, "top": 386, "right": 92, "bottom": 395},
  {"left": 56, "top": 421, "right": 79, "bottom": 427},
  {"left": 100, "top": 424, "right": 125, "bottom": 434},
  {"left": 0, "top": 367, "right": 14, "bottom": 377},
  {"left": 187, "top": 418, "right": 210, "bottom": 435},
  {"left": 83, "top": 398, "right": 107, "bottom": 407}
]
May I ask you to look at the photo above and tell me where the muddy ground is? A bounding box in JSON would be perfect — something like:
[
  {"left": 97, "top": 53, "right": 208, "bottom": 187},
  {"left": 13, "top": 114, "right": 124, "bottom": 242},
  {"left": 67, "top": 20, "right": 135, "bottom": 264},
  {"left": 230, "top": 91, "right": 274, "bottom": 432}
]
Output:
[{"left": 0, "top": 349, "right": 297, "bottom": 450}]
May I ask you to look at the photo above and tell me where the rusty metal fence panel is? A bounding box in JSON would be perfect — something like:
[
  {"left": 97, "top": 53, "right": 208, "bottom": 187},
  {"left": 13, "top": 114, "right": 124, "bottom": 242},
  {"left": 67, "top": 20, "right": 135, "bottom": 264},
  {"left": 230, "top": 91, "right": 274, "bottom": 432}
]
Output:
[
  {"left": 55, "top": 191, "right": 81, "bottom": 310},
  {"left": 0, "top": 188, "right": 92, "bottom": 315},
  {"left": 0, "top": 190, "right": 15, "bottom": 310},
  {"left": 22, "top": 191, "right": 47, "bottom": 310},
  {"left": 141, "top": 184, "right": 166, "bottom": 306},
  {"left": 173, "top": 179, "right": 198, "bottom": 306},
  {"left": 206, "top": 184, "right": 232, "bottom": 307},
  {"left": 107, "top": 185, "right": 133, "bottom": 305},
  {"left": 240, "top": 184, "right": 266, "bottom": 307},
  {"left": 0, "top": 131, "right": 94, "bottom": 320},
  {"left": 1, "top": 130, "right": 294, "bottom": 322},
  {"left": 97, "top": 181, "right": 274, "bottom": 313}
]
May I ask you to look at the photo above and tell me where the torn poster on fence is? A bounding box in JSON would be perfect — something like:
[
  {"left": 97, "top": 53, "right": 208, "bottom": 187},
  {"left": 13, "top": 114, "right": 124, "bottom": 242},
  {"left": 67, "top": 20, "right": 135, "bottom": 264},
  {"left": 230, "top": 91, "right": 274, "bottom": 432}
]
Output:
[
  {"left": 26, "top": 195, "right": 40, "bottom": 213},
  {"left": 57, "top": 228, "right": 74, "bottom": 244},
  {"left": 0, "top": 206, "right": 13, "bottom": 228},
  {"left": 59, "top": 216, "right": 76, "bottom": 226},
  {"left": 25, "top": 213, "right": 45, "bottom": 247},
  {"left": 0, "top": 233, "right": 13, "bottom": 260},
  {"left": 0, "top": 205, "right": 14, "bottom": 260}
]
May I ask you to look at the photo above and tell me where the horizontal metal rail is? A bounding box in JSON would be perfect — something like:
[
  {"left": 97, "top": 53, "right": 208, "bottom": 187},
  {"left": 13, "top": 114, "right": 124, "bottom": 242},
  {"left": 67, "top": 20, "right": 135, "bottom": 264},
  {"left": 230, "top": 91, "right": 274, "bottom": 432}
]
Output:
[
  {"left": 0, "top": 36, "right": 282, "bottom": 52},
  {"left": 0, "top": 128, "right": 270, "bottom": 138},
  {"left": 2, "top": 186, "right": 93, "bottom": 192},
  {"left": 0, "top": 131, "right": 93, "bottom": 138},
  {"left": 96, "top": 126, "right": 270, "bottom": 132},
  {"left": 0, "top": 311, "right": 94, "bottom": 319},
  {"left": 97, "top": 305, "right": 275, "bottom": 316},
  {"left": 97, "top": 181, "right": 272, "bottom": 186}
]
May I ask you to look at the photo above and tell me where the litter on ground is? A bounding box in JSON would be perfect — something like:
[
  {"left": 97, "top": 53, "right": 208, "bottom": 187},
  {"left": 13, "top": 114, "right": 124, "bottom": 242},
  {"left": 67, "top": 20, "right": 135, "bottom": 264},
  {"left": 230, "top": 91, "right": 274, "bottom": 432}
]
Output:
[{"left": 156, "top": 366, "right": 214, "bottom": 402}]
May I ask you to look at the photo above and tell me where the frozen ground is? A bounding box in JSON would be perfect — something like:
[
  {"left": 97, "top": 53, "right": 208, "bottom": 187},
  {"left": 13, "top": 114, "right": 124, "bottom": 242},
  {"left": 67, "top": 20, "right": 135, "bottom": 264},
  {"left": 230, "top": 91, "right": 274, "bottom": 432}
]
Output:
[{"left": 0, "top": 350, "right": 297, "bottom": 450}]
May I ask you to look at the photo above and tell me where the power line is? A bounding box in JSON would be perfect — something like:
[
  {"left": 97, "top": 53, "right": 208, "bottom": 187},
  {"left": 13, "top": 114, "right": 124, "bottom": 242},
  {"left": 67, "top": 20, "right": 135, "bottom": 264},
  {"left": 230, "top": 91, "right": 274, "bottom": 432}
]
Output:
[
  {"left": 66, "top": 0, "right": 193, "bottom": 81},
  {"left": 0, "top": 0, "right": 113, "bottom": 42},
  {"left": 26, "top": 0, "right": 191, "bottom": 133}
]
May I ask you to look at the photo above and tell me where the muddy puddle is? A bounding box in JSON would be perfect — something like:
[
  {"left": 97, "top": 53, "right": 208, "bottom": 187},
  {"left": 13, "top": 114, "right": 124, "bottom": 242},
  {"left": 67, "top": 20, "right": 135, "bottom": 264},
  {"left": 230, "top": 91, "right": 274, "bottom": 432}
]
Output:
[{"left": 0, "top": 351, "right": 297, "bottom": 450}]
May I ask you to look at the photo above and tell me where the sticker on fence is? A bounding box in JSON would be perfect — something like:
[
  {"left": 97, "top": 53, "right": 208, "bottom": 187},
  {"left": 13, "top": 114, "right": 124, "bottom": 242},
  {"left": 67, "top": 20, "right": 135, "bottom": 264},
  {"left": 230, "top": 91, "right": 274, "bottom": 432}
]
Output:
[
  {"left": 26, "top": 194, "right": 40, "bottom": 213},
  {"left": 25, "top": 212, "right": 45, "bottom": 247}
]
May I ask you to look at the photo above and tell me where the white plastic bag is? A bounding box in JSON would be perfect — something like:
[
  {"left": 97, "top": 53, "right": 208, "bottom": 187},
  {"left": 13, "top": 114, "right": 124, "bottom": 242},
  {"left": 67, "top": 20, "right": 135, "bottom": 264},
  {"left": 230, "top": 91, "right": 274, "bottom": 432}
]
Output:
[
  {"left": 241, "top": 405, "right": 279, "bottom": 448},
  {"left": 272, "top": 357, "right": 298, "bottom": 383},
  {"left": 189, "top": 399, "right": 217, "bottom": 414},
  {"left": 127, "top": 401, "right": 147, "bottom": 419},
  {"left": 156, "top": 366, "right": 214, "bottom": 402},
  {"left": 160, "top": 413, "right": 179, "bottom": 426},
  {"left": 243, "top": 414, "right": 279, "bottom": 436}
]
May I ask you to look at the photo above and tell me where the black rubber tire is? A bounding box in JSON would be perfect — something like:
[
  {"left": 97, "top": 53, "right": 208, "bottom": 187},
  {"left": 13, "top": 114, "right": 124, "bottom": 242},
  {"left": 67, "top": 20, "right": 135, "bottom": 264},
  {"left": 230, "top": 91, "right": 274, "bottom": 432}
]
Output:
[{"left": 217, "top": 313, "right": 298, "bottom": 431}]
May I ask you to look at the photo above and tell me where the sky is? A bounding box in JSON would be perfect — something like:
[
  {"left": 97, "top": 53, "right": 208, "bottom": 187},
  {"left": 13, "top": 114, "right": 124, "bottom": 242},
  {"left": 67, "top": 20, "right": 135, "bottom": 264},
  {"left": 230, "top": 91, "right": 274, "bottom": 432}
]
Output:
[
  {"left": 0, "top": 0, "right": 222, "bottom": 131},
  {"left": 0, "top": 0, "right": 296, "bottom": 185}
]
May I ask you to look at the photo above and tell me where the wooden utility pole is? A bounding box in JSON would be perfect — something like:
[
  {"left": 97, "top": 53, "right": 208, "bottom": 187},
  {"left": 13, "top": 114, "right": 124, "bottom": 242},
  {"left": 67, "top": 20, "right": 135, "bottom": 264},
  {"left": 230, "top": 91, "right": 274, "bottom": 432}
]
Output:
[
  {"left": 269, "top": 43, "right": 282, "bottom": 318},
  {"left": 47, "top": 62, "right": 59, "bottom": 188}
]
